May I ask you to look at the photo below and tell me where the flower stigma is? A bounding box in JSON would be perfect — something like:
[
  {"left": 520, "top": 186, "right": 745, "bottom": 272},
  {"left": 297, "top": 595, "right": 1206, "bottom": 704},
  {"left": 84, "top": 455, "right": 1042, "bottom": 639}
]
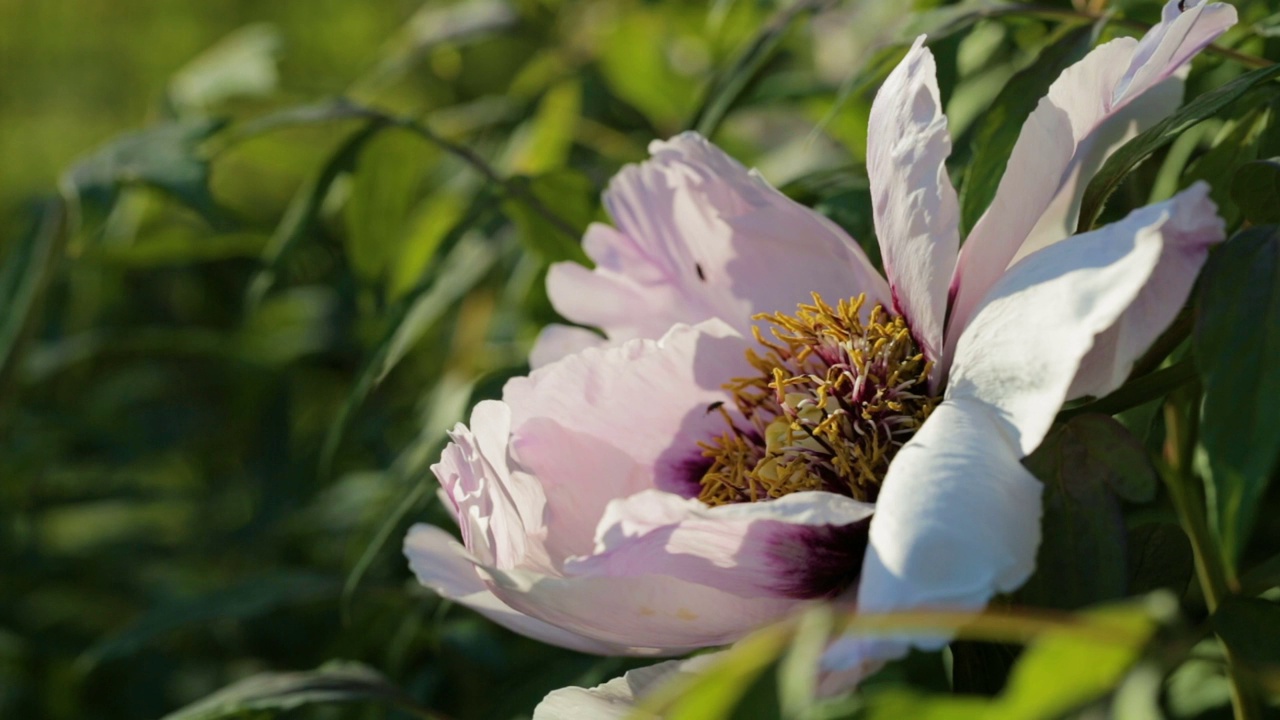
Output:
[{"left": 698, "top": 294, "right": 938, "bottom": 506}]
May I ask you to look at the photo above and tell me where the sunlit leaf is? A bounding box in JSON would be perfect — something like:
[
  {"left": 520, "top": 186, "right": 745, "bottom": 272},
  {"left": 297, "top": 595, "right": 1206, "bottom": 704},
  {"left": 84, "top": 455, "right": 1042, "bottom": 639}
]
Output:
[
  {"left": 343, "top": 128, "right": 431, "bottom": 284},
  {"left": 1194, "top": 225, "right": 1280, "bottom": 563},
  {"left": 503, "top": 170, "right": 593, "bottom": 265},
  {"left": 168, "top": 23, "right": 282, "bottom": 115}
]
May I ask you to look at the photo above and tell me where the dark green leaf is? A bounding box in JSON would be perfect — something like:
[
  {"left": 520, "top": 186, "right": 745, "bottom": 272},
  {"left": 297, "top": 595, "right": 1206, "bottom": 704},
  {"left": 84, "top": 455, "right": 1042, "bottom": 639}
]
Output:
[
  {"left": 64, "top": 118, "right": 228, "bottom": 224},
  {"left": 0, "top": 201, "right": 62, "bottom": 394},
  {"left": 949, "top": 641, "right": 1019, "bottom": 696},
  {"left": 1194, "top": 226, "right": 1280, "bottom": 563},
  {"left": 159, "top": 661, "right": 437, "bottom": 720},
  {"left": 245, "top": 119, "right": 387, "bottom": 308},
  {"left": 82, "top": 572, "right": 338, "bottom": 668},
  {"left": 1126, "top": 523, "right": 1194, "bottom": 597},
  {"left": 1212, "top": 597, "right": 1280, "bottom": 668},
  {"left": 1077, "top": 64, "right": 1280, "bottom": 233},
  {"left": 1231, "top": 158, "right": 1280, "bottom": 225},
  {"left": 1019, "top": 415, "right": 1158, "bottom": 610},
  {"left": 960, "top": 24, "right": 1096, "bottom": 234},
  {"left": 1180, "top": 106, "right": 1272, "bottom": 226}
]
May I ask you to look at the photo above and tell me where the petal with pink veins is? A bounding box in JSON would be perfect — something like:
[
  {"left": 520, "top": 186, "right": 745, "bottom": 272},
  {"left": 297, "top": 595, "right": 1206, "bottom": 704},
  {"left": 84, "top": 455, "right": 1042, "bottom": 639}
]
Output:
[
  {"left": 867, "top": 35, "right": 959, "bottom": 378},
  {"left": 503, "top": 321, "right": 755, "bottom": 562},
  {"left": 530, "top": 323, "right": 605, "bottom": 369},
  {"left": 544, "top": 133, "right": 889, "bottom": 360},
  {"left": 946, "top": 0, "right": 1236, "bottom": 369},
  {"left": 566, "top": 489, "right": 874, "bottom": 600}
]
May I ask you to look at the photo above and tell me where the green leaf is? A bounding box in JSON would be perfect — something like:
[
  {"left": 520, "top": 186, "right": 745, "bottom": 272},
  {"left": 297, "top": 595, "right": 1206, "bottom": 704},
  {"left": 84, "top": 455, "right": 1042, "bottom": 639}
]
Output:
[
  {"left": 960, "top": 24, "right": 1096, "bottom": 234},
  {"left": 1212, "top": 597, "right": 1280, "bottom": 668},
  {"left": 1231, "top": 158, "right": 1280, "bottom": 225},
  {"left": 868, "top": 601, "right": 1162, "bottom": 720},
  {"left": 1019, "top": 415, "right": 1159, "bottom": 610},
  {"left": 63, "top": 118, "right": 228, "bottom": 225},
  {"left": 159, "top": 661, "right": 437, "bottom": 720},
  {"left": 167, "top": 23, "right": 282, "bottom": 115},
  {"left": 1180, "top": 106, "right": 1272, "bottom": 226},
  {"left": 0, "top": 201, "right": 62, "bottom": 393},
  {"left": 1126, "top": 523, "right": 1194, "bottom": 597},
  {"left": 1077, "top": 63, "right": 1280, "bottom": 233},
  {"left": 245, "top": 119, "right": 387, "bottom": 308},
  {"left": 343, "top": 128, "right": 431, "bottom": 283},
  {"left": 503, "top": 170, "right": 593, "bottom": 265},
  {"left": 509, "top": 80, "right": 582, "bottom": 175},
  {"left": 81, "top": 571, "right": 338, "bottom": 669},
  {"left": 636, "top": 625, "right": 792, "bottom": 720},
  {"left": 1194, "top": 226, "right": 1280, "bottom": 564}
]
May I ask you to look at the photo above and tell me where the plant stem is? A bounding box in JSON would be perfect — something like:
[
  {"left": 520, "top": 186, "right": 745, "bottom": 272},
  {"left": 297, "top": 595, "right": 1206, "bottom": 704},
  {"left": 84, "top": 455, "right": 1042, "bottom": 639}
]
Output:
[{"left": 1161, "top": 395, "right": 1262, "bottom": 720}]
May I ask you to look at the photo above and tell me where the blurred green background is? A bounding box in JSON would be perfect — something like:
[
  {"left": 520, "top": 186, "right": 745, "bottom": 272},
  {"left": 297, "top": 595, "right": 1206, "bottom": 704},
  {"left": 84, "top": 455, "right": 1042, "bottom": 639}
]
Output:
[{"left": 2, "top": 0, "right": 1277, "bottom": 718}]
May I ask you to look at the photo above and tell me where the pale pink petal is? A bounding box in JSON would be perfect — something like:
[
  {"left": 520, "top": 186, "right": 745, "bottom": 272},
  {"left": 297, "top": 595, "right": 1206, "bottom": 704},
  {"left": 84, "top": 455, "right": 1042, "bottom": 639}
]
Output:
[
  {"left": 946, "top": 0, "right": 1235, "bottom": 369},
  {"left": 431, "top": 400, "right": 551, "bottom": 571},
  {"left": 504, "top": 321, "right": 755, "bottom": 562},
  {"left": 533, "top": 654, "right": 724, "bottom": 720},
  {"left": 530, "top": 324, "right": 605, "bottom": 368},
  {"left": 1015, "top": 76, "right": 1185, "bottom": 263},
  {"left": 1068, "top": 183, "right": 1224, "bottom": 398},
  {"left": 480, "top": 563, "right": 798, "bottom": 651},
  {"left": 566, "top": 489, "right": 874, "bottom": 599},
  {"left": 546, "top": 132, "right": 890, "bottom": 348},
  {"left": 828, "top": 398, "right": 1042, "bottom": 671},
  {"left": 950, "top": 190, "right": 1205, "bottom": 455},
  {"left": 403, "top": 524, "right": 636, "bottom": 655},
  {"left": 867, "top": 35, "right": 959, "bottom": 376}
]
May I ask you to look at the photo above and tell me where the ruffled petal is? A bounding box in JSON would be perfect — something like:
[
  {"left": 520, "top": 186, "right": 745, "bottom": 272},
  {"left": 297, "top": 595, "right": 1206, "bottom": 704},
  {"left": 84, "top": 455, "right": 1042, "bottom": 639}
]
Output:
[
  {"left": 546, "top": 132, "right": 890, "bottom": 347},
  {"left": 533, "top": 654, "right": 723, "bottom": 720},
  {"left": 827, "top": 398, "right": 1042, "bottom": 671},
  {"left": 867, "top": 35, "right": 959, "bottom": 377},
  {"left": 946, "top": 0, "right": 1235, "bottom": 368},
  {"left": 1067, "top": 183, "right": 1224, "bottom": 398},
  {"left": 431, "top": 400, "right": 551, "bottom": 571},
  {"left": 530, "top": 323, "right": 605, "bottom": 368},
  {"left": 403, "top": 524, "right": 636, "bottom": 655},
  {"left": 566, "top": 489, "right": 874, "bottom": 600},
  {"left": 949, "top": 190, "right": 1203, "bottom": 455},
  {"left": 503, "top": 321, "right": 755, "bottom": 562}
]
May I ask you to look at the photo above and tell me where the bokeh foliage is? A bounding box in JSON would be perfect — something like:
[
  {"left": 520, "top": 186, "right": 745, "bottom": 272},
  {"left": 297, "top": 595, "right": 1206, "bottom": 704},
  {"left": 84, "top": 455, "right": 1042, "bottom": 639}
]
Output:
[{"left": 1, "top": 0, "right": 1278, "bottom": 719}]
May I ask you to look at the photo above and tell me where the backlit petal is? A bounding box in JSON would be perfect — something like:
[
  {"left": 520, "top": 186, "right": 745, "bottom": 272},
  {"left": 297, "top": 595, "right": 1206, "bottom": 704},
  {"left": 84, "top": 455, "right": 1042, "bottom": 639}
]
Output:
[{"left": 867, "top": 35, "right": 959, "bottom": 377}]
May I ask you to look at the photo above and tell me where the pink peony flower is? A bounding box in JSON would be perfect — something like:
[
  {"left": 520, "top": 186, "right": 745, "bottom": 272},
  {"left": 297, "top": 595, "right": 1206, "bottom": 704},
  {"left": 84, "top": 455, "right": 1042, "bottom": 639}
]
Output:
[{"left": 404, "top": 0, "right": 1235, "bottom": 712}]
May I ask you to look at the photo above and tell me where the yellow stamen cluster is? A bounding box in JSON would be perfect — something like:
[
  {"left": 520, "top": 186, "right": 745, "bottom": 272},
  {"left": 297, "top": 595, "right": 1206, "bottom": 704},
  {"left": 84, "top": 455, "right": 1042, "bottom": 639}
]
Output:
[{"left": 698, "top": 293, "right": 937, "bottom": 507}]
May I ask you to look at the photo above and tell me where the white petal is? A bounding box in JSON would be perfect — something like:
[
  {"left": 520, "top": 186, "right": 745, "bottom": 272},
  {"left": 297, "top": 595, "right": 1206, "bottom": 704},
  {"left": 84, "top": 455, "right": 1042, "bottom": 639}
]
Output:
[
  {"left": 867, "top": 35, "right": 959, "bottom": 377},
  {"left": 503, "top": 321, "right": 754, "bottom": 562},
  {"left": 946, "top": 0, "right": 1235, "bottom": 368},
  {"left": 949, "top": 191, "right": 1197, "bottom": 454},
  {"left": 546, "top": 132, "right": 890, "bottom": 348},
  {"left": 530, "top": 323, "right": 605, "bottom": 368},
  {"left": 566, "top": 489, "right": 874, "bottom": 599},
  {"left": 403, "top": 524, "right": 636, "bottom": 656},
  {"left": 1014, "top": 76, "right": 1185, "bottom": 263},
  {"left": 1067, "top": 183, "right": 1225, "bottom": 398},
  {"left": 831, "top": 398, "right": 1042, "bottom": 669},
  {"left": 533, "top": 654, "right": 723, "bottom": 720}
]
